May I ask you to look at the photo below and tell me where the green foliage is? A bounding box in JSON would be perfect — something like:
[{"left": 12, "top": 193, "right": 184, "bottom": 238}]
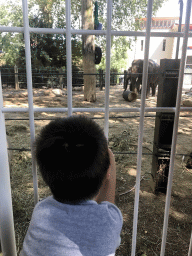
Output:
[
  {"left": 111, "top": 37, "right": 130, "bottom": 71},
  {"left": 0, "top": 0, "right": 23, "bottom": 27},
  {"left": 0, "top": 0, "right": 24, "bottom": 65},
  {"left": 0, "top": 33, "right": 23, "bottom": 66},
  {"left": 18, "top": 15, "right": 67, "bottom": 67},
  {"left": 0, "top": 0, "right": 167, "bottom": 70},
  {"left": 0, "top": 0, "right": 82, "bottom": 68},
  {"left": 95, "top": 0, "right": 167, "bottom": 72}
]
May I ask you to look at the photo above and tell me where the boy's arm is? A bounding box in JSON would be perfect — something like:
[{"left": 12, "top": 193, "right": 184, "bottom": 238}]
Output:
[{"left": 95, "top": 149, "right": 116, "bottom": 204}]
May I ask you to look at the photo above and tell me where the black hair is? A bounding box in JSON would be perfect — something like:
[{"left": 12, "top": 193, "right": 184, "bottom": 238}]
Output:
[{"left": 35, "top": 115, "right": 110, "bottom": 204}]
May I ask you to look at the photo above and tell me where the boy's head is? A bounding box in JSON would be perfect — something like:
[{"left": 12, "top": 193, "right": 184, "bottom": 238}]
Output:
[{"left": 35, "top": 115, "right": 110, "bottom": 204}]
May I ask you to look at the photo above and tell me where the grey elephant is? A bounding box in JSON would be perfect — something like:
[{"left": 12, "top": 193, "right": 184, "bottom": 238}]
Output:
[{"left": 125, "top": 59, "right": 160, "bottom": 97}]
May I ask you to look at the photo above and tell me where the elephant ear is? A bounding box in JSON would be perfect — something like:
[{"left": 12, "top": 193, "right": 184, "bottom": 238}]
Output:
[{"left": 95, "top": 46, "right": 102, "bottom": 64}]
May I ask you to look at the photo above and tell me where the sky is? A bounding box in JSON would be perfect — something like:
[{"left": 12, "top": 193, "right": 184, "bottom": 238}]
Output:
[
  {"left": 155, "top": 0, "right": 192, "bottom": 23},
  {"left": 0, "top": 0, "right": 191, "bottom": 23}
]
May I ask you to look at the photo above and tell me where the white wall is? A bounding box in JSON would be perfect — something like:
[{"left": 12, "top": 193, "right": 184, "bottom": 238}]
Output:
[
  {"left": 126, "top": 24, "right": 192, "bottom": 87},
  {"left": 130, "top": 29, "right": 175, "bottom": 65}
]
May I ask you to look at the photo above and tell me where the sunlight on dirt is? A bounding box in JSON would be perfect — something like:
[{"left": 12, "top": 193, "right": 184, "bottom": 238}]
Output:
[{"left": 3, "top": 85, "right": 192, "bottom": 256}]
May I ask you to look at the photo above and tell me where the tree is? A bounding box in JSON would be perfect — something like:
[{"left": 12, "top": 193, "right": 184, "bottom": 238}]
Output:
[
  {"left": 0, "top": 0, "right": 82, "bottom": 70},
  {"left": 82, "top": 0, "right": 96, "bottom": 102},
  {"left": 95, "top": 0, "right": 167, "bottom": 72},
  {"left": 18, "top": 16, "right": 66, "bottom": 68},
  {"left": 0, "top": 0, "right": 23, "bottom": 66},
  {"left": 0, "top": 0, "right": 167, "bottom": 73}
]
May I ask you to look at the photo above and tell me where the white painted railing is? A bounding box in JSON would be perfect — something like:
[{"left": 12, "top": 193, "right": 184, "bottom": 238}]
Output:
[
  {"left": 160, "top": 0, "right": 192, "bottom": 255},
  {"left": 0, "top": 0, "right": 192, "bottom": 255}
]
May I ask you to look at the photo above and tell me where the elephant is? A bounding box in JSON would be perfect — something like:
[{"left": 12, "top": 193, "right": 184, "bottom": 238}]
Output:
[
  {"left": 146, "top": 59, "right": 160, "bottom": 96},
  {"left": 125, "top": 59, "right": 160, "bottom": 97},
  {"left": 124, "top": 67, "right": 132, "bottom": 91}
]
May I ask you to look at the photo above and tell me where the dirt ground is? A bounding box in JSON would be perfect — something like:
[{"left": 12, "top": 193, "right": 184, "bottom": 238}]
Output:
[{"left": 2, "top": 84, "right": 192, "bottom": 255}]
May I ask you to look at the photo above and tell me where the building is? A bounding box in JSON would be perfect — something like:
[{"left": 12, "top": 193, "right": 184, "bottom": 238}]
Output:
[
  {"left": 127, "top": 17, "right": 192, "bottom": 85},
  {"left": 131, "top": 17, "right": 179, "bottom": 65}
]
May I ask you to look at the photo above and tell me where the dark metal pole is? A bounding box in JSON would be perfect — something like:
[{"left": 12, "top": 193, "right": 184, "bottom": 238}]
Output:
[{"left": 175, "top": 0, "right": 183, "bottom": 59}]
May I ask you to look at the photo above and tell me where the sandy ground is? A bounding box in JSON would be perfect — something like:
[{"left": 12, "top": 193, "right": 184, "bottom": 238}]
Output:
[{"left": 2, "top": 84, "right": 192, "bottom": 255}]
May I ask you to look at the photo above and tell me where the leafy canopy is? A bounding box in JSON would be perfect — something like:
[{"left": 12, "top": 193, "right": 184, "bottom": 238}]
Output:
[{"left": 0, "top": 0, "right": 167, "bottom": 70}]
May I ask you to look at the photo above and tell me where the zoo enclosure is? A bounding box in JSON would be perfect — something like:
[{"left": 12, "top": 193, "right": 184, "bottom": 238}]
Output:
[
  {"left": 0, "top": 67, "right": 119, "bottom": 88},
  {"left": 0, "top": 0, "right": 192, "bottom": 256},
  {"left": 1, "top": 66, "right": 192, "bottom": 90}
]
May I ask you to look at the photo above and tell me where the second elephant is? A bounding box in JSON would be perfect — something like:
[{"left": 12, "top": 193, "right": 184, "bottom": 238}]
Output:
[{"left": 128, "top": 59, "right": 160, "bottom": 97}]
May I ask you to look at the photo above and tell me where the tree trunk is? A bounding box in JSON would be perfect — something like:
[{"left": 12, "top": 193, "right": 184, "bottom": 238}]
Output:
[{"left": 82, "top": 0, "right": 96, "bottom": 102}]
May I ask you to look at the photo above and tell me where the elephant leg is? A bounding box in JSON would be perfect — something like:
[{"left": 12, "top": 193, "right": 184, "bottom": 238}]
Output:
[
  {"left": 136, "top": 79, "right": 140, "bottom": 94},
  {"left": 130, "top": 81, "right": 133, "bottom": 91},
  {"left": 133, "top": 86, "right": 137, "bottom": 94},
  {"left": 138, "top": 76, "right": 142, "bottom": 94},
  {"left": 146, "top": 83, "right": 150, "bottom": 98},
  {"left": 131, "top": 77, "right": 137, "bottom": 93},
  {"left": 124, "top": 77, "right": 128, "bottom": 91},
  {"left": 152, "top": 83, "right": 156, "bottom": 96}
]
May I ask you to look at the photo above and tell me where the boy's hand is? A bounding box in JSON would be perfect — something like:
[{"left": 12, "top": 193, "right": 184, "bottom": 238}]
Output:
[
  {"left": 95, "top": 148, "right": 116, "bottom": 204},
  {"left": 107, "top": 148, "right": 116, "bottom": 181}
]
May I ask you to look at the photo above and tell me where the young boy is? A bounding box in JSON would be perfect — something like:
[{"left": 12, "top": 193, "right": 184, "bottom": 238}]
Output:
[{"left": 20, "top": 115, "right": 123, "bottom": 256}]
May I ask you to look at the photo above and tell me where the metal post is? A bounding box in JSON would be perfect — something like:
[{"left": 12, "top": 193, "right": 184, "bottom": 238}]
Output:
[
  {"left": 188, "top": 230, "right": 192, "bottom": 256},
  {"left": 99, "top": 69, "right": 103, "bottom": 91},
  {"left": 59, "top": 67, "right": 64, "bottom": 90},
  {"left": 22, "top": 0, "right": 39, "bottom": 205},
  {"left": 0, "top": 72, "right": 17, "bottom": 256},
  {"left": 160, "top": 0, "right": 192, "bottom": 255},
  {"left": 150, "top": 59, "right": 180, "bottom": 193},
  {"left": 66, "top": 0, "right": 73, "bottom": 116},
  {"left": 104, "top": 0, "right": 112, "bottom": 139},
  {"left": 124, "top": 70, "right": 128, "bottom": 90},
  {"left": 131, "top": 0, "right": 153, "bottom": 255},
  {"left": 175, "top": 0, "right": 183, "bottom": 59},
  {"left": 14, "top": 65, "right": 19, "bottom": 90}
]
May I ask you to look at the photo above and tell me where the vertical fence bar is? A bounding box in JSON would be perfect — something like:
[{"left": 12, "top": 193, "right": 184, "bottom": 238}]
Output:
[
  {"left": 131, "top": 0, "right": 153, "bottom": 255},
  {"left": 188, "top": 230, "right": 192, "bottom": 256},
  {"left": 66, "top": 0, "right": 73, "bottom": 116},
  {"left": 0, "top": 0, "right": 191, "bottom": 255},
  {"left": 22, "top": 0, "right": 38, "bottom": 205},
  {"left": 104, "top": 0, "right": 112, "bottom": 139},
  {"left": 0, "top": 72, "right": 17, "bottom": 256},
  {"left": 160, "top": 0, "right": 192, "bottom": 255}
]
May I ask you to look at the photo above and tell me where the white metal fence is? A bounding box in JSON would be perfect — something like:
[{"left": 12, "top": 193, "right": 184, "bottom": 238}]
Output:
[{"left": 0, "top": 0, "right": 192, "bottom": 255}]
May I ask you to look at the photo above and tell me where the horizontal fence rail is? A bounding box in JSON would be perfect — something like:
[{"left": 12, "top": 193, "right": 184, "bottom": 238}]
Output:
[
  {"left": 1, "top": 69, "right": 192, "bottom": 89},
  {"left": 2, "top": 106, "right": 192, "bottom": 113},
  {"left": 0, "top": 0, "right": 192, "bottom": 255},
  {"left": 1, "top": 63, "right": 192, "bottom": 89},
  {"left": 1, "top": 26, "right": 192, "bottom": 38}
]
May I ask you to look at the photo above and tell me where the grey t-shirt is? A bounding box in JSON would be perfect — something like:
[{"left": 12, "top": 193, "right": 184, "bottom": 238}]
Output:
[{"left": 20, "top": 196, "right": 123, "bottom": 256}]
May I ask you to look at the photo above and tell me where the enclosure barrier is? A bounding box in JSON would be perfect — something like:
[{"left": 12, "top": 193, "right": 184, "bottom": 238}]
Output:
[
  {"left": 0, "top": 0, "right": 192, "bottom": 255},
  {"left": 160, "top": 1, "right": 192, "bottom": 255},
  {"left": 131, "top": 1, "right": 153, "bottom": 254},
  {"left": 0, "top": 69, "right": 191, "bottom": 89}
]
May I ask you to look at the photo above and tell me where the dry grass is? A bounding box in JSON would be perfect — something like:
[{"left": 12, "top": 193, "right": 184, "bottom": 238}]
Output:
[{"left": 3, "top": 87, "right": 192, "bottom": 255}]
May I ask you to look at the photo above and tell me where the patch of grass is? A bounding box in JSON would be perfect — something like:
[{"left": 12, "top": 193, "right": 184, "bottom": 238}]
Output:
[
  {"left": 6, "top": 124, "right": 28, "bottom": 136},
  {"left": 10, "top": 149, "right": 50, "bottom": 254},
  {"left": 3, "top": 88, "right": 192, "bottom": 256}
]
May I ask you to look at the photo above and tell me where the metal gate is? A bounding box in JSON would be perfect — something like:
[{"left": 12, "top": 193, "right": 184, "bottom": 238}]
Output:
[{"left": 0, "top": 0, "right": 192, "bottom": 255}]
